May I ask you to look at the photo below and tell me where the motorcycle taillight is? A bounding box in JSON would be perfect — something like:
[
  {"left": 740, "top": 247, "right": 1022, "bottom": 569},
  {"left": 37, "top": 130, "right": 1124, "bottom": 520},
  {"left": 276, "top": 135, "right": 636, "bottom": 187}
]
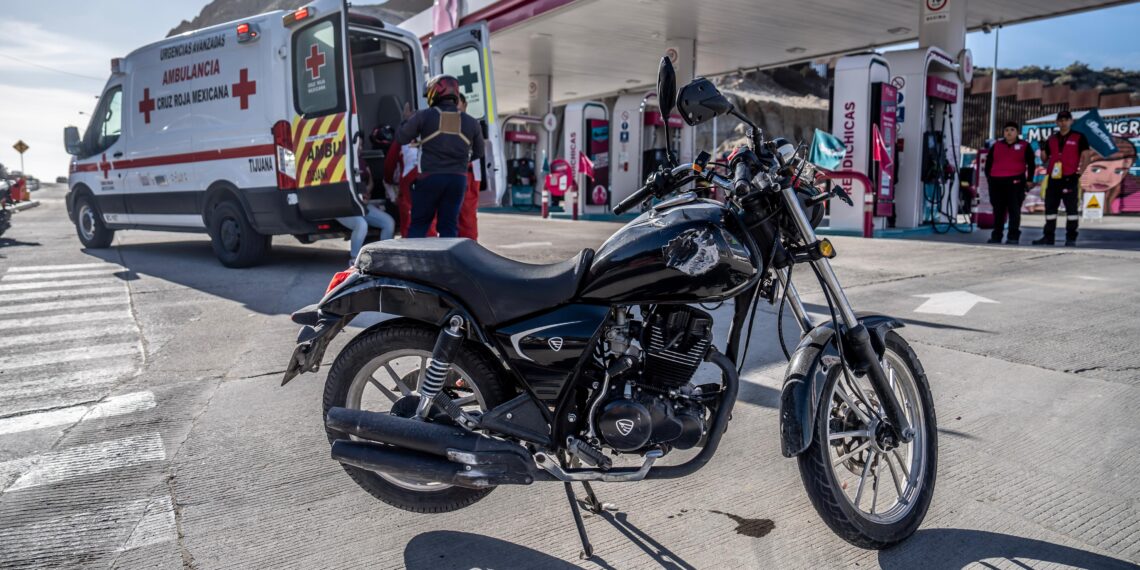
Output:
[{"left": 326, "top": 268, "right": 356, "bottom": 294}]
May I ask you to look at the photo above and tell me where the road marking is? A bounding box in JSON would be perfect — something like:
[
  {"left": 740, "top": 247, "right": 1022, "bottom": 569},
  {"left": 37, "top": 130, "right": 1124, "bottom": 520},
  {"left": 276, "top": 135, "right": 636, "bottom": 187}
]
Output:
[
  {"left": 2, "top": 433, "right": 165, "bottom": 492},
  {"left": 0, "top": 324, "right": 135, "bottom": 350},
  {"left": 0, "top": 277, "right": 124, "bottom": 293},
  {"left": 4, "top": 296, "right": 126, "bottom": 316},
  {"left": 119, "top": 495, "right": 176, "bottom": 552},
  {"left": 0, "top": 495, "right": 174, "bottom": 563},
  {"left": 497, "top": 241, "right": 554, "bottom": 250},
  {"left": 0, "top": 309, "right": 130, "bottom": 330},
  {"left": 0, "top": 286, "right": 123, "bottom": 304},
  {"left": 1074, "top": 275, "right": 1107, "bottom": 281},
  {"left": 0, "top": 363, "right": 137, "bottom": 398},
  {"left": 0, "top": 392, "right": 155, "bottom": 436},
  {"left": 912, "top": 291, "right": 999, "bottom": 316},
  {"left": 1, "top": 268, "right": 126, "bottom": 282},
  {"left": 7, "top": 262, "right": 122, "bottom": 272},
  {"left": 0, "top": 342, "right": 137, "bottom": 371}
]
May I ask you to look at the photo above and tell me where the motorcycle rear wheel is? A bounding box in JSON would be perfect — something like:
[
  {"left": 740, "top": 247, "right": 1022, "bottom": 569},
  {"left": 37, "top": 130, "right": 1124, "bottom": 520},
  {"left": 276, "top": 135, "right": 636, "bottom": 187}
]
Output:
[
  {"left": 797, "top": 331, "right": 937, "bottom": 549},
  {"left": 323, "top": 322, "right": 508, "bottom": 513}
]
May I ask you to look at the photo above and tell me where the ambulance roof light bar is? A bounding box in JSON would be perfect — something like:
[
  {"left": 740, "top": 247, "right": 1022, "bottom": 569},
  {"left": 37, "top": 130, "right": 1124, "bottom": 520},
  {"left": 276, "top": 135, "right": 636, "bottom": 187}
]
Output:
[
  {"left": 110, "top": 58, "right": 126, "bottom": 75},
  {"left": 283, "top": 6, "right": 315, "bottom": 26}
]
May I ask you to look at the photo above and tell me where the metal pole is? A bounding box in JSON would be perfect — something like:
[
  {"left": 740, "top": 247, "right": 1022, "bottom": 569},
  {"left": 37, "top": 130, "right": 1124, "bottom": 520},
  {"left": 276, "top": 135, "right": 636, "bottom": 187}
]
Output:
[
  {"left": 988, "top": 26, "right": 1000, "bottom": 139},
  {"left": 712, "top": 115, "right": 718, "bottom": 157}
]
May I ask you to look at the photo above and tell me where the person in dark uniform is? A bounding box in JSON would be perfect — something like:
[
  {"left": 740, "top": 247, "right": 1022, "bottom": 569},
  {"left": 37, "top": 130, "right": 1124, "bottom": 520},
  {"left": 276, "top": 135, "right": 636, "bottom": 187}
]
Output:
[
  {"left": 1033, "top": 110, "right": 1090, "bottom": 246},
  {"left": 985, "top": 121, "right": 1035, "bottom": 244},
  {"left": 397, "top": 75, "right": 484, "bottom": 238}
]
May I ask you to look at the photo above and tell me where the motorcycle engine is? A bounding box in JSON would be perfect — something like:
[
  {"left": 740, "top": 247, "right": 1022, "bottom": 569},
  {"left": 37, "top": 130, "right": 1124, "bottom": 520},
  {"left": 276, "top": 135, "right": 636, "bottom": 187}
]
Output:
[{"left": 595, "top": 306, "right": 714, "bottom": 453}]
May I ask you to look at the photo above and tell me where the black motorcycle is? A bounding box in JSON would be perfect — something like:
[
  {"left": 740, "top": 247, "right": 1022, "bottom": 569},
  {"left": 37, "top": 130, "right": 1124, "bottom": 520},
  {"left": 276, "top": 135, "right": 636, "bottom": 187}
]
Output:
[{"left": 283, "top": 58, "right": 936, "bottom": 555}]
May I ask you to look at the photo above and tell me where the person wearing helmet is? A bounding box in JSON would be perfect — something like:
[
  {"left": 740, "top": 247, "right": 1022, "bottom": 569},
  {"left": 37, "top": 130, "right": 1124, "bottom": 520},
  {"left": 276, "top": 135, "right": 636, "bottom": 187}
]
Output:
[{"left": 396, "top": 75, "right": 484, "bottom": 238}]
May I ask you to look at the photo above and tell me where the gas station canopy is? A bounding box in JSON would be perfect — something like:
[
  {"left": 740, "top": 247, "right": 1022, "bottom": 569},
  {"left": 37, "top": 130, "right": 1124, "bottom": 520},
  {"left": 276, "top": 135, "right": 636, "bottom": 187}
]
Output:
[{"left": 404, "top": 0, "right": 1135, "bottom": 113}]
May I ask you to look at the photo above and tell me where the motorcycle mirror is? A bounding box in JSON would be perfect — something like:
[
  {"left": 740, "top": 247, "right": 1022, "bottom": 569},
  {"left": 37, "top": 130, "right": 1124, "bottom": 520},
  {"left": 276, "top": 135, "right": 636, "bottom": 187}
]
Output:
[
  {"left": 677, "top": 78, "right": 734, "bottom": 126},
  {"left": 656, "top": 56, "right": 677, "bottom": 117}
]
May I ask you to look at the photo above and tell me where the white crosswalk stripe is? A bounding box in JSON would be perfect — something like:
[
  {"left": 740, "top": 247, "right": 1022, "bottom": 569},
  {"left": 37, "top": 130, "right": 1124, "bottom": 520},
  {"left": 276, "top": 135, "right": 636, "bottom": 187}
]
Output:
[
  {"left": 0, "top": 268, "right": 126, "bottom": 282},
  {"left": 7, "top": 262, "right": 121, "bottom": 272},
  {"left": 1, "top": 433, "right": 166, "bottom": 492},
  {"left": 4, "top": 295, "right": 126, "bottom": 316},
  {"left": 0, "top": 342, "right": 138, "bottom": 371},
  {"left": 0, "top": 263, "right": 176, "bottom": 564},
  {"left": 0, "top": 392, "right": 156, "bottom": 436},
  {"left": 0, "top": 277, "right": 125, "bottom": 293},
  {"left": 0, "top": 286, "right": 123, "bottom": 304},
  {"left": 0, "top": 324, "right": 135, "bottom": 351}
]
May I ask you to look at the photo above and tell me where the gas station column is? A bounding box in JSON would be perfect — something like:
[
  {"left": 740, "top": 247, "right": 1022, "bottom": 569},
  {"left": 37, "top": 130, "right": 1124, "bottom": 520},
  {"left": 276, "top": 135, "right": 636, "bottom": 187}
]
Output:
[
  {"left": 528, "top": 74, "right": 553, "bottom": 161},
  {"left": 918, "top": 0, "right": 966, "bottom": 54},
  {"left": 667, "top": 37, "right": 696, "bottom": 164}
]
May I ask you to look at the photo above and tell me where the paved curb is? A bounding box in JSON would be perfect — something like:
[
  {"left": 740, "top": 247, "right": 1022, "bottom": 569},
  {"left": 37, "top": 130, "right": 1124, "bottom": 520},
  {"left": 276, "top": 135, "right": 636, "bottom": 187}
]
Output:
[{"left": 12, "top": 200, "right": 41, "bottom": 212}]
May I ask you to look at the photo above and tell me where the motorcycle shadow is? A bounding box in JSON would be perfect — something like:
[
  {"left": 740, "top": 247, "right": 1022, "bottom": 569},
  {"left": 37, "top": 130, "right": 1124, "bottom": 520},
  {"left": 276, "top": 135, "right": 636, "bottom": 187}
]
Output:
[
  {"left": 878, "top": 528, "right": 1137, "bottom": 569},
  {"left": 403, "top": 530, "right": 595, "bottom": 569}
]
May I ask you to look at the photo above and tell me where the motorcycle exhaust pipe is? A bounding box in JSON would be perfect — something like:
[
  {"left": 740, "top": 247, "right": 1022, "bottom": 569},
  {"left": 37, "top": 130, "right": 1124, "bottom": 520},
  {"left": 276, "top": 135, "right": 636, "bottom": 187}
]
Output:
[
  {"left": 326, "top": 407, "right": 527, "bottom": 457},
  {"left": 331, "top": 439, "right": 467, "bottom": 485}
]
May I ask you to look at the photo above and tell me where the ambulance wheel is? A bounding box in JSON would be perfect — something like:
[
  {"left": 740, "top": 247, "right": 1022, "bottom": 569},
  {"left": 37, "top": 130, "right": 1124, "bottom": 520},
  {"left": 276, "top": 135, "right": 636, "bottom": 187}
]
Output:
[
  {"left": 75, "top": 194, "right": 115, "bottom": 249},
  {"left": 209, "top": 200, "right": 270, "bottom": 268}
]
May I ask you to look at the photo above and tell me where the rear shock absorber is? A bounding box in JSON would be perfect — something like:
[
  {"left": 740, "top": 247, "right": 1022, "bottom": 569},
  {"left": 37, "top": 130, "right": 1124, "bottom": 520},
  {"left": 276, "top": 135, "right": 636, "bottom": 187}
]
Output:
[{"left": 416, "top": 315, "right": 465, "bottom": 419}]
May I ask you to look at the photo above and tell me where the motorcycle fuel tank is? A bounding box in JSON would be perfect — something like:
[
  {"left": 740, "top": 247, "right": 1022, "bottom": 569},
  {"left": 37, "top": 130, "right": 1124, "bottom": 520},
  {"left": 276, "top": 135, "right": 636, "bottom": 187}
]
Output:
[{"left": 580, "top": 197, "right": 761, "bottom": 304}]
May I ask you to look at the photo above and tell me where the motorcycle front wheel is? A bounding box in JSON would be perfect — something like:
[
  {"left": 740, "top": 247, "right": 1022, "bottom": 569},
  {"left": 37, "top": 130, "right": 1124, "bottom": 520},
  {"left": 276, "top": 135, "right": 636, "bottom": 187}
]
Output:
[{"left": 797, "top": 331, "right": 937, "bottom": 549}]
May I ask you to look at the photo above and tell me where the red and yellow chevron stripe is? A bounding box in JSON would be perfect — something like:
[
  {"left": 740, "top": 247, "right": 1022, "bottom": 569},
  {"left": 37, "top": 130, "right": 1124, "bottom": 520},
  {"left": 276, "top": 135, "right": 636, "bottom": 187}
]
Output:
[{"left": 293, "top": 112, "right": 348, "bottom": 188}]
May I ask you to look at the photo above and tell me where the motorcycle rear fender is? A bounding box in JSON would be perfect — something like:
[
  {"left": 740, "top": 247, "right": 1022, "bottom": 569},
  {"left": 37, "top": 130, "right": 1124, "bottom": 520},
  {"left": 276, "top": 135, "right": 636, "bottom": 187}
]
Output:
[
  {"left": 779, "top": 313, "right": 904, "bottom": 457},
  {"left": 281, "top": 274, "right": 488, "bottom": 386}
]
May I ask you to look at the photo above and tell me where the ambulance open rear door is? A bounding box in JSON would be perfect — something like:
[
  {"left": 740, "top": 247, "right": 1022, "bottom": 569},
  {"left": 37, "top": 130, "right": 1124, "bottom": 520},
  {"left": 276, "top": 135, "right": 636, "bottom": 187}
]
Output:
[
  {"left": 429, "top": 22, "right": 505, "bottom": 206},
  {"left": 285, "top": 0, "right": 364, "bottom": 219}
]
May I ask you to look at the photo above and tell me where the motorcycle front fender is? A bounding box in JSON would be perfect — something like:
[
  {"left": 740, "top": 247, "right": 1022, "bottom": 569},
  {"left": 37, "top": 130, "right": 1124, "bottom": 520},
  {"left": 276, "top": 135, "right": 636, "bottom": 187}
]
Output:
[{"left": 778, "top": 313, "right": 904, "bottom": 457}]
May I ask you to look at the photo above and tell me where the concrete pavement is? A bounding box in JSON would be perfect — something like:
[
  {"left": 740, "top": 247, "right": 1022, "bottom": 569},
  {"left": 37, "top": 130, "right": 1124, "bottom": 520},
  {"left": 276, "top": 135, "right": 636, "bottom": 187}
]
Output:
[{"left": 0, "top": 184, "right": 1137, "bottom": 569}]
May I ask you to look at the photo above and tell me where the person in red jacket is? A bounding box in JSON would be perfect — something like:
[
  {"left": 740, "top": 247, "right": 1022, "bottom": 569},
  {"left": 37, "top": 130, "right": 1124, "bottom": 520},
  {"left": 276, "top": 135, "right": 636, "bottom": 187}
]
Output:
[
  {"left": 985, "top": 121, "right": 1035, "bottom": 244},
  {"left": 1033, "top": 110, "right": 1091, "bottom": 246},
  {"left": 457, "top": 93, "right": 480, "bottom": 240}
]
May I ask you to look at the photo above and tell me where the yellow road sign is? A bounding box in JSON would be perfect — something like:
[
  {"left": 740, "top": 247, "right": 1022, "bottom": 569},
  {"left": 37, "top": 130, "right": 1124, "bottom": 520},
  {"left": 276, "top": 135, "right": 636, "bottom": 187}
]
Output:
[{"left": 13, "top": 140, "right": 29, "bottom": 154}]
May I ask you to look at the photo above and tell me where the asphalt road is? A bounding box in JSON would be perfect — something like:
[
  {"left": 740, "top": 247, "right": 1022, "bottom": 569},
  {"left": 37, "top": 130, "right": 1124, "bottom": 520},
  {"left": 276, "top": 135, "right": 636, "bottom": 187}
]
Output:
[{"left": 1, "top": 184, "right": 1138, "bottom": 569}]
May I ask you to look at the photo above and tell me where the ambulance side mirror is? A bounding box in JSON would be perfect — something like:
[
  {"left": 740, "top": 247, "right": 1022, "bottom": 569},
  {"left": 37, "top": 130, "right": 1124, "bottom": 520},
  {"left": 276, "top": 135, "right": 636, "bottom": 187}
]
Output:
[
  {"left": 64, "top": 126, "right": 83, "bottom": 156},
  {"left": 657, "top": 56, "right": 677, "bottom": 117},
  {"left": 677, "top": 78, "right": 733, "bottom": 126}
]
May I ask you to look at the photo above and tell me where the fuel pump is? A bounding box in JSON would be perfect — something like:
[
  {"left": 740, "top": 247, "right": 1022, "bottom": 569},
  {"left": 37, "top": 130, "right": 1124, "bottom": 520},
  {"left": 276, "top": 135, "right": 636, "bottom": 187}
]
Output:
[
  {"left": 883, "top": 46, "right": 969, "bottom": 231},
  {"left": 610, "top": 92, "right": 683, "bottom": 208},
  {"left": 562, "top": 101, "right": 610, "bottom": 215},
  {"left": 500, "top": 115, "right": 541, "bottom": 210}
]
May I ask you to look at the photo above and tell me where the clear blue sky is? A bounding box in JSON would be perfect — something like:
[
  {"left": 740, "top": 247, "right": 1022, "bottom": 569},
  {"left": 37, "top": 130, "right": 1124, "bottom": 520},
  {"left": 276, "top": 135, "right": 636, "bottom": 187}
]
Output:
[
  {"left": 1, "top": 1, "right": 1137, "bottom": 178},
  {"left": 965, "top": 3, "right": 1140, "bottom": 70}
]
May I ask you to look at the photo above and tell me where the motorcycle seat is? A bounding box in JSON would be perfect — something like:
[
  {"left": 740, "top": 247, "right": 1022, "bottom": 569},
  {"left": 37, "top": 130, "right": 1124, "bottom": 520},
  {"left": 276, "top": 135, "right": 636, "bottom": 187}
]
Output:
[{"left": 356, "top": 238, "right": 595, "bottom": 326}]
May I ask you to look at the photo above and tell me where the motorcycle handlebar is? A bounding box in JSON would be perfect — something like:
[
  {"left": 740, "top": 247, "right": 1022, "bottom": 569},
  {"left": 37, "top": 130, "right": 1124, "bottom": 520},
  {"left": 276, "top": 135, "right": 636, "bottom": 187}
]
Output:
[
  {"left": 613, "top": 182, "right": 655, "bottom": 215},
  {"left": 733, "top": 162, "right": 752, "bottom": 196},
  {"left": 612, "top": 164, "right": 698, "bottom": 215}
]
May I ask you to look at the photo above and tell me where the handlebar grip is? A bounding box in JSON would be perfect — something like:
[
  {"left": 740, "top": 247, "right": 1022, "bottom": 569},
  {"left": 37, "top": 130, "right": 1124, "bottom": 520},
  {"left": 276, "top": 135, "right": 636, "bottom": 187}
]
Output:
[
  {"left": 733, "top": 162, "right": 751, "bottom": 196},
  {"left": 613, "top": 183, "right": 653, "bottom": 215}
]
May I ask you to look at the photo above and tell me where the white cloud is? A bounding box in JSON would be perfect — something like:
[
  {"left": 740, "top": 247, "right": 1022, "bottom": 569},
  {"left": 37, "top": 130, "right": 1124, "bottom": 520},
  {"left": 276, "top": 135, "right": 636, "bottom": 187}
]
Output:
[{"left": 0, "top": 84, "right": 99, "bottom": 179}]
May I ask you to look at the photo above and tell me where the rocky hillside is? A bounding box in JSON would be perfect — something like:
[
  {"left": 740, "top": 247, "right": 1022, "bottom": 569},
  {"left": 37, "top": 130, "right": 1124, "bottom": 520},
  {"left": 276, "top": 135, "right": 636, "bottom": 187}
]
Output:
[
  {"left": 974, "top": 62, "right": 1140, "bottom": 93},
  {"left": 698, "top": 64, "right": 830, "bottom": 156},
  {"left": 167, "top": 0, "right": 430, "bottom": 36}
]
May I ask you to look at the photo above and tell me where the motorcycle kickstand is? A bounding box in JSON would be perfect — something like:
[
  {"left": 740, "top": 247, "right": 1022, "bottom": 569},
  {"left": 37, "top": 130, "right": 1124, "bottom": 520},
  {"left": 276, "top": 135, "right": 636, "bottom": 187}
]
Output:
[
  {"left": 580, "top": 481, "right": 606, "bottom": 514},
  {"left": 563, "top": 482, "right": 594, "bottom": 560}
]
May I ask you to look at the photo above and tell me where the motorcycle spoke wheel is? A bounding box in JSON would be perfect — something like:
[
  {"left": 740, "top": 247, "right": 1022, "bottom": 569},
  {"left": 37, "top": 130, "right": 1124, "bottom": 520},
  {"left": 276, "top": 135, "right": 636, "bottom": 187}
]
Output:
[
  {"left": 346, "top": 349, "right": 484, "bottom": 492},
  {"left": 825, "top": 353, "right": 926, "bottom": 524}
]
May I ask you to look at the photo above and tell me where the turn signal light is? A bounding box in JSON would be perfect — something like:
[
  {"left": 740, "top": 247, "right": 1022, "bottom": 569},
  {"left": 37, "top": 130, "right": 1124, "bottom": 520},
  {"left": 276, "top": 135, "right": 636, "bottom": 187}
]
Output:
[
  {"left": 326, "top": 268, "right": 356, "bottom": 294},
  {"left": 818, "top": 239, "right": 836, "bottom": 259}
]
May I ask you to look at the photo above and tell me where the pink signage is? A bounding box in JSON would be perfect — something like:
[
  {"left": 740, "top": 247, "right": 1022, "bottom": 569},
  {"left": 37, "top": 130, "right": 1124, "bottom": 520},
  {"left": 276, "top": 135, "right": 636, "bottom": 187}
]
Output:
[{"left": 926, "top": 76, "right": 959, "bottom": 103}]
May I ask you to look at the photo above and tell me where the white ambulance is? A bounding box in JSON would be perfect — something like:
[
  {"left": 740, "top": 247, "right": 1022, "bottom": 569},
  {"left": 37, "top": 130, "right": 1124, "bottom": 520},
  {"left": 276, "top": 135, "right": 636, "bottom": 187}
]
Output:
[{"left": 64, "top": 0, "right": 502, "bottom": 267}]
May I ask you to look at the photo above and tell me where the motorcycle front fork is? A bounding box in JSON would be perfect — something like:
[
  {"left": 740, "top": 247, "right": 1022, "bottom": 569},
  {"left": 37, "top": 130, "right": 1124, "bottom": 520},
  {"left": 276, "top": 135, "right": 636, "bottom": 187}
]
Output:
[{"left": 776, "top": 187, "right": 914, "bottom": 443}]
